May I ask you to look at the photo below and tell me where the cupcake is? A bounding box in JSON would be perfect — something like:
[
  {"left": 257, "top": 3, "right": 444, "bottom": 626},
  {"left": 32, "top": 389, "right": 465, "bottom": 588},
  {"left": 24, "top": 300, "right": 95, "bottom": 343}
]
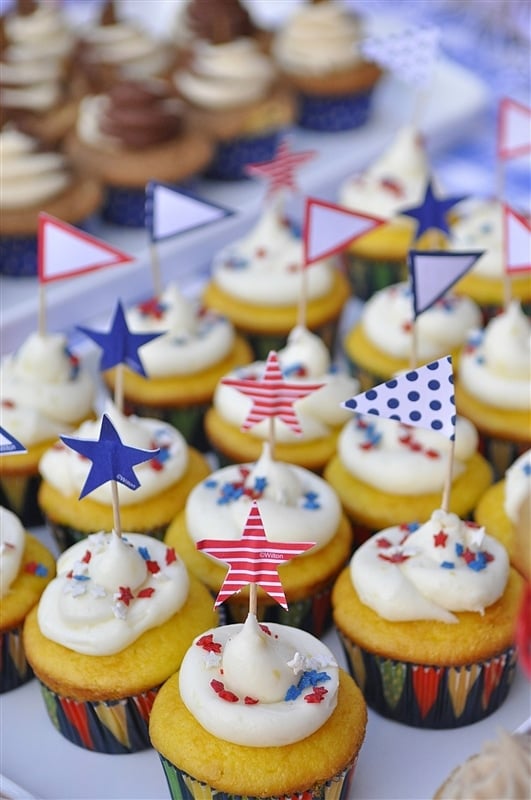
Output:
[
  {"left": 271, "top": 0, "right": 383, "bottom": 132},
  {"left": 454, "top": 300, "right": 531, "bottom": 478},
  {"left": 0, "top": 331, "right": 96, "bottom": 525},
  {"left": 204, "top": 325, "right": 358, "bottom": 471},
  {"left": 202, "top": 195, "right": 351, "bottom": 358},
  {"left": 149, "top": 613, "right": 367, "bottom": 799},
  {"left": 102, "top": 283, "right": 253, "bottom": 449},
  {"left": 0, "top": 0, "right": 78, "bottom": 146},
  {"left": 172, "top": 0, "right": 295, "bottom": 180},
  {"left": 0, "top": 506, "right": 55, "bottom": 693},
  {"left": 332, "top": 508, "right": 524, "bottom": 728},
  {"left": 450, "top": 198, "right": 531, "bottom": 319},
  {"left": 164, "top": 442, "right": 353, "bottom": 635},
  {"left": 343, "top": 281, "right": 482, "bottom": 390},
  {"left": 324, "top": 414, "right": 493, "bottom": 545},
  {"left": 0, "top": 126, "right": 102, "bottom": 277},
  {"left": 37, "top": 402, "right": 211, "bottom": 552},
  {"left": 337, "top": 125, "right": 431, "bottom": 298},
  {"left": 66, "top": 78, "right": 213, "bottom": 226},
  {"left": 474, "top": 449, "right": 531, "bottom": 571},
  {"left": 23, "top": 530, "right": 217, "bottom": 753}
]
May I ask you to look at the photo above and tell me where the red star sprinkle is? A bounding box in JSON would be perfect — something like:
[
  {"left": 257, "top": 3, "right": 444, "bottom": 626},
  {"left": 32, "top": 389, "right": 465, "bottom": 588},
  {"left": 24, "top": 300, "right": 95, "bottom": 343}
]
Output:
[
  {"left": 210, "top": 679, "right": 239, "bottom": 703},
  {"left": 378, "top": 552, "right": 411, "bottom": 564},
  {"left": 433, "top": 530, "right": 448, "bottom": 547},
  {"left": 376, "top": 537, "right": 393, "bottom": 549},
  {"left": 244, "top": 696, "right": 259, "bottom": 704},
  {"left": 165, "top": 547, "right": 177, "bottom": 565},
  {"left": 146, "top": 560, "right": 160, "bottom": 574},
  {"left": 305, "top": 686, "right": 328, "bottom": 703},
  {"left": 81, "top": 550, "right": 91, "bottom": 563},
  {"left": 461, "top": 548, "right": 476, "bottom": 565},
  {"left": 116, "top": 586, "right": 134, "bottom": 606},
  {"left": 196, "top": 634, "right": 222, "bottom": 653},
  {"left": 137, "top": 588, "right": 155, "bottom": 599}
]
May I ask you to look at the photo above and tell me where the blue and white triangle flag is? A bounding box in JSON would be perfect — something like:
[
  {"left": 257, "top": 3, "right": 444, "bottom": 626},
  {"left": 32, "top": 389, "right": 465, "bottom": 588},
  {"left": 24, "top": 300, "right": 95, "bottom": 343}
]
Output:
[
  {"left": 0, "top": 426, "right": 27, "bottom": 455},
  {"left": 303, "top": 197, "right": 384, "bottom": 266},
  {"left": 362, "top": 25, "right": 440, "bottom": 88},
  {"left": 145, "top": 182, "right": 233, "bottom": 243},
  {"left": 408, "top": 250, "right": 484, "bottom": 318},
  {"left": 342, "top": 356, "right": 456, "bottom": 440}
]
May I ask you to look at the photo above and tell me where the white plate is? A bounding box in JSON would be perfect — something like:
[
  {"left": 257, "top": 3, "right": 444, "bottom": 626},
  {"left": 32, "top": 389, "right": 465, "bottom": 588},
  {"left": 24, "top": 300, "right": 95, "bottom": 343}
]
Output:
[{"left": 0, "top": 776, "right": 35, "bottom": 800}]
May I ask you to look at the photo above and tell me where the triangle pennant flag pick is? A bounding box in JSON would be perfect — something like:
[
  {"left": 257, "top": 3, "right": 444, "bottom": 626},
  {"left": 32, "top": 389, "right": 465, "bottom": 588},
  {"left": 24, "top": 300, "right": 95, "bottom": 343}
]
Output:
[
  {"left": 145, "top": 182, "right": 233, "bottom": 243},
  {"left": 361, "top": 25, "right": 440, "bottom": 88},
  {"left": 0, "top": 426, "right": 27, "bottom": 455},
  {"left": 38, "top": 213, "right": 134, "bottom": 283},
  {"left": 503, "top": 204, "right": 531, "bottom": 274},
  {"left": 408, "top": 249, "right": 485, "bottom": 317},
  {"left": 498, "top": 98, "right": 531, "bottom": 160},
  {"left": 343, "top": 356, "right": 456, "bottom": 440},
  {"left": 303, "top": 197, "right": 384, "bottom": 266}
]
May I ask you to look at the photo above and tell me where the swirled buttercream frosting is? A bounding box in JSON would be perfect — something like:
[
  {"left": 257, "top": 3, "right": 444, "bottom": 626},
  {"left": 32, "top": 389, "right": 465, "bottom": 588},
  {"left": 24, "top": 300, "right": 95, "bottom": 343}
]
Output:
[
  {"left": 179, "top": 614, "right": 338, "bottom": 746},
  {"left": 0, "top": 332, "right": 94, "bottom": 447},
  {"left": 0, "top": 127, "right": 70, "bottom": 209},
  {"left": 337, "top": 415, "right": 480, "bottom": 495},
  {"left": 0, "top": 506, "right": 25, "bottom": 598},
  {"left": 351, "top": 509, "right": 509, "bottom": 623},
  {"left": 450, "top": 199, "right": 503, "bottom": 279},
  {"left": 458, "top": 301, "right": 531, "bottom": 410},
  {"left": 504, "top": 450, "right": 531, "bottom": 524},
  {"left": 126, "top": 284, "right": 235, "bottom": 377},
  {"left": 213, "top": 326, "right": 358, "bottom": 443},
  {"left": 37, "top": 531, "right": 190, "bottom": 655},
  {"left": 211, "top": 197, "right": 335, "bottom": 306},
  {"left": 185, "top": 442, "right": 341, "bottom": 555},
  {"left": 359, "top": 282, "right": 482, "bottom": 361},
  {"left": 39, "top": 403, "right": 189, "bottom": 506}
]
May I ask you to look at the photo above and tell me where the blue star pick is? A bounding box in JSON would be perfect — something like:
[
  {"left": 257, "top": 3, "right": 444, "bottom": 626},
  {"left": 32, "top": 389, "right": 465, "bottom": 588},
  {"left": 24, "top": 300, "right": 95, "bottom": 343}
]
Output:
[
  {"left": 61, "top": 414, "right": 160, "bottom": 499},
  {"left": 77, "top": 301, "right": 163, "bottom": 376},
  {"left": 402, "top": 179, "right": 465, "bottom": 237}
]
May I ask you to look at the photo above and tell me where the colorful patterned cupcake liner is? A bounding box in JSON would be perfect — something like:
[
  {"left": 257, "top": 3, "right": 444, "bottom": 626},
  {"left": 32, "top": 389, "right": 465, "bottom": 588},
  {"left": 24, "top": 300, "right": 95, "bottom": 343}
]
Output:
[
  {"left": 0, "top": 625, "right": 34, "bottom": 694},
  {"left": 338, "top": 632, "right": 518, "bottom": 728},
  {"left": 0, "top": 472, "right": 44, "bottom": 527},
  {"left": 206, "top": 130, "right": 285, "bottom": 181},
  {"left": 122, "top": 399, "right": 210, "bottom": 452},
  {"left": 296, "top": 89, "right": 374, "bottom": 132},
  {"left": 46, "top": 518, "right": 167, "bottom": 553},
  {"left": 157, "top": 754, "right": 356, "bottom": 800},
  {"left": 342, "top": 253, "right": 408, "bottom": 301},
  {"left": 38, "top": 681, "right": 159, "bottom": 753}
]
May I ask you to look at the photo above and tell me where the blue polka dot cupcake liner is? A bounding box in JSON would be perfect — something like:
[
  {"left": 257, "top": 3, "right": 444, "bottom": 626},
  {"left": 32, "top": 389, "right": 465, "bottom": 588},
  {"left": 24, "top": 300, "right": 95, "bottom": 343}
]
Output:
[
  {"left": 205, "top": 130, "right": 285, "bottom": 181},
  {"left": 342, "top": 253, "right": 408, "bottom": 301},
  {"left": 103, "top": 180, "right": 196, "bottom": 227},
  {"left": 0, "top": 625, "right": 34, "bottom": 694},
  {"left": 296, "top": 88, "right": 374, "bottom": 132},
  {"left": 337, "top": 633, "right": 518, "bottom": 729}
]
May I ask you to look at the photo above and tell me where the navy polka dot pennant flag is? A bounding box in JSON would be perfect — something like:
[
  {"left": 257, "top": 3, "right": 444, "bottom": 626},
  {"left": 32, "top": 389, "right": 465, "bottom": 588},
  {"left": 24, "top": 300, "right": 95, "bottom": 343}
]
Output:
[
  {"left": 342, "top": 356, "right": 456, "bottom": 440},
  {"left": 361, "top": 25, "right": 440, "bottom": 88},
  {"left": 408, "top": 249, "right": 485, "bottom": 318}
]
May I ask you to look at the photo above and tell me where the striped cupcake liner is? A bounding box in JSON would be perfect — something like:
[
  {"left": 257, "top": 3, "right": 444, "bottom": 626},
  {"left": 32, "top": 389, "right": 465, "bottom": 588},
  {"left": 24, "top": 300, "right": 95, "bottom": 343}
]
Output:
[
  {"left": 338, "top": 632, "right": 518, "bottom": 728},
  {"left": 206, "top": 131, "right": 285, "bottom": 181},
  {"left": 0, "top": 625, "right": 34, "bottom": 694},
  {"left": 157, "top": 755, "right": 356, "bottom": 800},
  {"left": 296, "top": 89, "right": 374, "bottom": 132},
  {"left": 38, "top": 681, "right": 159, "bottom": 753},
  {"left": 342, "top": 253, "right": 408, "bottom": 301}
]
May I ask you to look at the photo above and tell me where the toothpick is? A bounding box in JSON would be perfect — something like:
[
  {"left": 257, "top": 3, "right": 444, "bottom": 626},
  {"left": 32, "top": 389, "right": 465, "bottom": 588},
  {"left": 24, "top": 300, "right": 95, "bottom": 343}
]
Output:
[
  {"left": 440, "top": 437, "right": 455, "bottom": 513},
  {"left": 114, "top": 363, "right": 124, "bottom": 414},
  {"left": 111, "top": 480, "right": 122, "bottom": 537},
  {"left": 268, "top": 416, "right": 275, "bottom": 461},
  {"left": 249, "top": 582, "right": 257, "bottom": 617},
  {"left": 297, "top": 265, "right": 308, "bottom": 329},
  {"left": 149, "top": 242, "right": 163, "bottom": 299},
  {"left": 38, "top": 284, "right": 47, "bottom": 338}
]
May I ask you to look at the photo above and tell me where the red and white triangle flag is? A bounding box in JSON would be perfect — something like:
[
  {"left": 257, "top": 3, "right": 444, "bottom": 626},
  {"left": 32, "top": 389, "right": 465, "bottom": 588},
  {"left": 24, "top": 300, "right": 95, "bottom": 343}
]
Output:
[
  {"left": 498, "top": 98, "right": 531, "bottom": 160},
  {"left": 38, "top": 213, "right": 134, "bottom": 284},
  {"left": 303, "top": 198, "right": 384, "bottom": 267},
  {"left": 503, "top": 204, "right": 531, "bottom": 275}
]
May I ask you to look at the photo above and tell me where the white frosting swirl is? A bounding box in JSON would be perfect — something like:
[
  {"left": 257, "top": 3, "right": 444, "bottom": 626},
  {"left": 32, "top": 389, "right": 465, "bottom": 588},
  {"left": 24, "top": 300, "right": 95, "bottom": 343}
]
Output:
[
  {"left": 450, "top": 199, "right": 503, "bottom": 279},
  {"left": 38, "top": 403, "right": 189, "bottom": 506},
  {"left": 459, "top": 301, "right": 531, "bottom": 410},
  {"left": 351, "top": 509, "right": 509, "bottom": 623},
  {"left": 337, "top": 415, "right": 480, "bottom": 495},
  {"left": 0, "top": 332, "right": 94, "bottom": 447},
  {"left": 211, "top": 197, "right": 335, "bottom": 306},
  {"left": 80, "top": 20, "right": 171, "bottom": 80},
  {"left": 272, "top": 1, "right": 363, "bottom": 75},
  {"left": 175, "top": 38, "right": 275, "bottom": 109},
  {"left": 0, "top": 506, "right": 25, "bottom": 599},
  {"left": 359, "top": 282, "right": 482, "bottom": 361},
  {"left": 0, "top": 127, "right": 70, "bottom": 210},
  {"left": 339, "top": 125, "right": 430, "bottom": 222},
  {"left": 125, "top": 284, "right": 236, "bottom": 377},
  {"left": 504, "top": 450, "right": 531, "bottom": 524},
  {"left": 179, "top": 615, "right": 338, "bottom": 746},
  {"left": 185, "top": 443, "right": 342, "bottom": 554},
  {"left": 37, "top": 531, "right": 190, "bottom": 655},
  {"left": 213, "top": 326, "right": 358, "bottom": 443}
]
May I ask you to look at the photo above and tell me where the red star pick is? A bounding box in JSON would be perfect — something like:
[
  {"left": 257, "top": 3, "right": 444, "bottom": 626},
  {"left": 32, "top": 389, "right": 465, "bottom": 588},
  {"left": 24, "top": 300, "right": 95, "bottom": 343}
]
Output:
[
  {"left": 197, "top": 500, "right": 315, "bottom": 609},
  {"left": 221, "top": 351, "right": 324, "bottom": 435},
  {"left": 245, "top": 139, "right": 316, "bottom": 198}
]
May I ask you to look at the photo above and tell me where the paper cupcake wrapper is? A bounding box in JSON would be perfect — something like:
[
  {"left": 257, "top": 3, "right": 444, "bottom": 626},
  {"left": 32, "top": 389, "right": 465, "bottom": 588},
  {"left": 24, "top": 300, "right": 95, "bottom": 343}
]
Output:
[
  {"left": 0, "top": 472, "right": 44, "bottom": 527},
  {"left": 477, "top": 434, "right": 528, "bottom": 481},
  {"left": 46, "top": 518, "right": 167, "bottom": 553},
  {"left": 122, "top": 399, "right": 210, "bottom": 452},
  {"left": 0, "top": 625, "right": 34, "bottom": 694},
  {"left": 342, "top": 253, "right": 408, "bottom": 301},
  {"left": 38, "top": 681, "right": 159, "bottom": 753},
  {"left": 103, "top": 180, "right": 195, "bottom": 227},
  {"left": 338, "top": 632, "right": 518, "bottom": 728},
  {"left": 206, "top": 130, "right": 284, "bottom": 181},
  {"left": 157, "top": 755, "right": 356, "bottom": 800},
  {"left": 296, "top": 88, "right": 374, "bottom": 132}
]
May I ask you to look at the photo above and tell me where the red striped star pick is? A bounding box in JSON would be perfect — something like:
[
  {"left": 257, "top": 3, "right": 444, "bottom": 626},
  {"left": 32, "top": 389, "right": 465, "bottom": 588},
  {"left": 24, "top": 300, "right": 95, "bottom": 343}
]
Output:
[
  {"left": 221, "top": 351, "right": 324, "bottom": 434},
  {"left": 197, "top": 500, "right": 315, "bottom": 608},
  {"left": 245, "top": 139, "right": 316, "bottom": 198}
]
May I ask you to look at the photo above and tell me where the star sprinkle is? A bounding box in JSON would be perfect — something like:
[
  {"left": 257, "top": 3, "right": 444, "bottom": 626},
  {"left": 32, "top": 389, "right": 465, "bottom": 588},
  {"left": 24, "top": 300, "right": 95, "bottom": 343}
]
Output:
[
  {"left": 60, "top": 414, "right": 159, "bottom": 499},
  {"left": 245, "top": 139, "right": 316, "bottom": 198},
  {"left": 222, "top": 351, "right": 324, "bottom": 435},
  {"left": 197, "top": 500, "right": 314, "bottom": 609},
  {"left": 77, "top": 301, "right": 163, "bottom": 376},
  {"left": 402, "top": 180, "right": 465, "bottom": 237}
]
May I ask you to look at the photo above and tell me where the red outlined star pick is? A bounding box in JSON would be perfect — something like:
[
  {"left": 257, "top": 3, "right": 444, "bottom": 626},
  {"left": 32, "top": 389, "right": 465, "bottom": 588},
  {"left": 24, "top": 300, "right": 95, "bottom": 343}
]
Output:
[
  {"left": 221, "top": 351, "right": 324, "bottom": 434},
  {"left": 197, "top": 500, "right": 315, "bottom": 608},
  {"left": 245, "top": 139, "right": 317, "bottom": 198}
]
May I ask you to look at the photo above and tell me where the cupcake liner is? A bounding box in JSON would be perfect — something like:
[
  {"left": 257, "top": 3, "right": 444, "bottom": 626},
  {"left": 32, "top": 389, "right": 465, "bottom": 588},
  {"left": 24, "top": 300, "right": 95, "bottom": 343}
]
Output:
[
  {"left": 0, "top": 625, "right": 34, "bottom": 694},
  {"left": 46, "top": 518, "right": 167, "bottom": 553},
  {"left": 122, "top": 399, "right": 210, "bottom": 452},
  {"left": 477, "top": 434, "right": 528, "bottom": 481},
  {"left": 0, "top": 472, "right": 44, "bottom": 528},
  {"left": 342, "top": 253, "right": 408, "bottom": 301},
  {"left": 38, "top": 681, "right": 159, "bottom": 753},
  {"left": 338, "top": 632, "right": 518, "bottom": 728},
  {"left": 205, "top": 130, "right": 285, "bottom": 181},
  {"left": 103, "top": 181, "right": 194, "bottom": 227},
  {"left": 296, "top": 88, "right": 374, "bottom": 132},
  {"left": 157, "top": 754, "right": 356, "bottom": 800}
]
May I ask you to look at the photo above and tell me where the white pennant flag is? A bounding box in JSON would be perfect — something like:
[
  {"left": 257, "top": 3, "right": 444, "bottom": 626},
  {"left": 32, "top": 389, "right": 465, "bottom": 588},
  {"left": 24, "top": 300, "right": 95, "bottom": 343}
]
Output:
[
  {"left": 408, "top": 250, "right": 484, "bottom": 317},
  {"left": 504, "top": 204, "right": 531, "bottom": 274},
  {"left": 362, "top": 25, "right": 440, "bottom": 88},
  {"left": 146, "top": 182, "right": 233, "bottom": 242},
  {"left": 303, "top": 198, "right": 384, "bottom": 266},
  {"left": 498, "top": 98, "right": 531, "bottom": 160}
]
